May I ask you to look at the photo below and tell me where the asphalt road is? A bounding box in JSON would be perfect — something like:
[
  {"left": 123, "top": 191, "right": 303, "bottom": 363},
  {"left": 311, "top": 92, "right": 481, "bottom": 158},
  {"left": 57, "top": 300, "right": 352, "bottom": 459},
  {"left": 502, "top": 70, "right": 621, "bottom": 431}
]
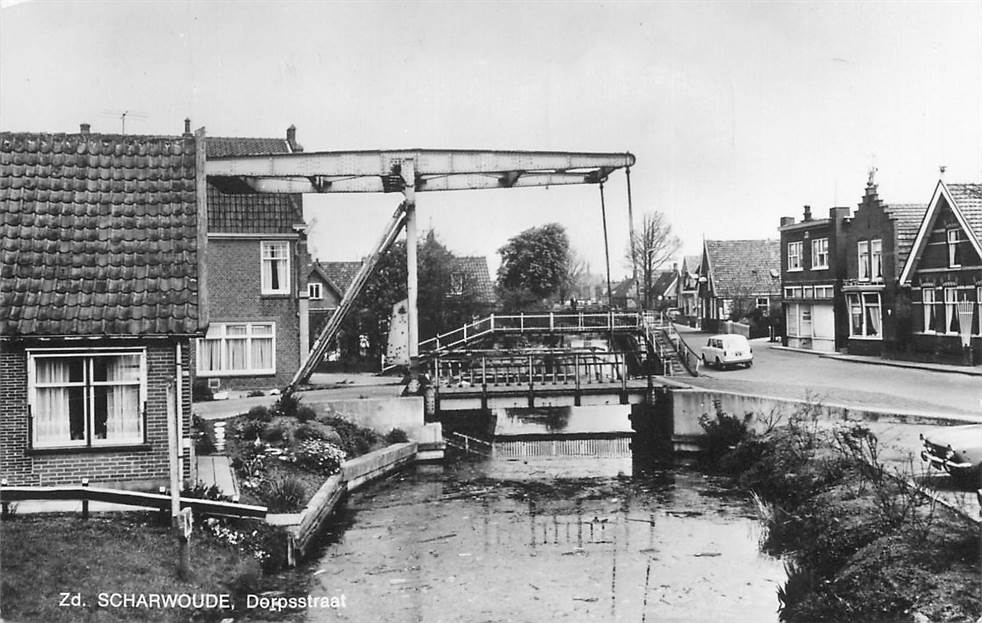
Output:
[{"left": 676, "top": 331, "right": 982, "bottom": 419}]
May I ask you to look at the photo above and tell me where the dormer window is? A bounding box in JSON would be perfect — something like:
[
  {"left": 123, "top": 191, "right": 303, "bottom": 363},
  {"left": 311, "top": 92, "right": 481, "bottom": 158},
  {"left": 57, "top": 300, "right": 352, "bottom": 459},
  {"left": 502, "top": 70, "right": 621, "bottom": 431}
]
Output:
[{"left": 308, "top": 282, "right": 323, "bottom": 300}]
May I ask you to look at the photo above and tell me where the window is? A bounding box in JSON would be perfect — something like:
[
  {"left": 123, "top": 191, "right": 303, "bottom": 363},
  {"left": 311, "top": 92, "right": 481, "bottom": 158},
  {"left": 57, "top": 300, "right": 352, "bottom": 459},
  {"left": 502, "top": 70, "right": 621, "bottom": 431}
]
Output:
[
  {"left": 28, "top": 350, "right": 145, "bottom": 448},
  {"left": 799, "top": 305, "right": 812, "bottom": 336},
  {"left": 787, "top": 241, "right": 802, "bottom": 271},
  {"left": 811, "top": 238, "right": 829, "bottom": 269},
  {"left": 198, "top": 323, "right": 275, "bottom": 375},
  {"left": 947, "top": 230, "right": 962, "bottom": 267},
  {"left": 977, "top": 287, "right": 982, "bottom": 336},
  {"left": 261, "top": 241, "right": 290, "bottom": 295},
  {"left": 846, "top": 292, "right": 881, "bottom": 338},
  {"left": 858, "top": 241, "right": 870, "bottom": 281},
  {"left": 786, "top": 303, "right": 799, "bottom": 336},
  {"left": 870, "top": 239, "right": 882, "bottom": 280},
  {"left": 920, "top": 288, "right": 940, "bottom": 333},
  {"left": 945, "top": 287, "right": 973, "bottom": 334},
  {"left": 449, "top": 273, "right": 464, "bottom": 296},
  {"left": 308, "top": 282, "right": 323, "bottom": 300},
  {"left": 814, "top": 285, "right": 834, "bottom": 298},
  {"left": 755, "top": 297, "right": 769, "bottom": 312}
]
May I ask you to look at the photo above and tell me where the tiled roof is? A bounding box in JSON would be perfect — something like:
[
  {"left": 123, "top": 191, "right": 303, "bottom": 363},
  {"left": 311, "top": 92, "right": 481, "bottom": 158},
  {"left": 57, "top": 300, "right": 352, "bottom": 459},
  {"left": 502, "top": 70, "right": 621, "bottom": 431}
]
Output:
[
  {"left": 450, "top": 256, "right": 496, "bottom": 304},
  {"left": 205, "top": 137, "right": 303, "bottom": 234},
  {"left": 947, "top": 183, "right": 982, "bottom": 242},
  {"left": 882, "top": 203, "right": 928, "bottom": 270},
  {"left": 319, "top": 261, "right": 363, "bottom": 297},
  {"left": 704, "top": 239, "right": 780, "bottom": 297},
  {"left": 0, "top": 131, "right": 203, "bottom": 337},
  {"left": 651, "top": 270, "right": 678, "bottom": 296}
]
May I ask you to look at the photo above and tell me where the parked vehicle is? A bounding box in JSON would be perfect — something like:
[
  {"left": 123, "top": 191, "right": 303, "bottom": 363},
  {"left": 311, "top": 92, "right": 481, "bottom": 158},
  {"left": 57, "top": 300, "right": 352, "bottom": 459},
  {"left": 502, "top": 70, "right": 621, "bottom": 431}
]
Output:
[
  {"left": 920, "top": 424, "right": 982, "bottom": 487},
  {"left": 700, "top": 334, "right": 753, "bottom": 369}
]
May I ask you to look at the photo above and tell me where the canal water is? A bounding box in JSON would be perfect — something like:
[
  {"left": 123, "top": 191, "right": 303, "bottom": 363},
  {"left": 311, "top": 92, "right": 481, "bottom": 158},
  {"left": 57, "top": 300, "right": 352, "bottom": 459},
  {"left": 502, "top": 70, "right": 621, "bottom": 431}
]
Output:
[{"left": 303, "top": 407, "right": 787, "bottom": 623}]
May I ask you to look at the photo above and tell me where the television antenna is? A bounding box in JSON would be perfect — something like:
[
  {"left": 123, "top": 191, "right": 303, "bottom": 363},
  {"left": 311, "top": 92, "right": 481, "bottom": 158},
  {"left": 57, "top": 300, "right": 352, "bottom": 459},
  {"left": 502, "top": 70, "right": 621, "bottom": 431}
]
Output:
[{"left": 98, "top": 109, "right": 149, "bottom": 134}]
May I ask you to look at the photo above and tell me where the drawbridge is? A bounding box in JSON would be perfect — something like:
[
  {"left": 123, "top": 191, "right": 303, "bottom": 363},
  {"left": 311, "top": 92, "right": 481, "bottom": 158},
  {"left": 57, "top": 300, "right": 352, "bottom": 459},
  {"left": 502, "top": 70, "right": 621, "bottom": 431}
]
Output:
[{"left": 206, "top": 147, "right": 638, "bottom": 394}]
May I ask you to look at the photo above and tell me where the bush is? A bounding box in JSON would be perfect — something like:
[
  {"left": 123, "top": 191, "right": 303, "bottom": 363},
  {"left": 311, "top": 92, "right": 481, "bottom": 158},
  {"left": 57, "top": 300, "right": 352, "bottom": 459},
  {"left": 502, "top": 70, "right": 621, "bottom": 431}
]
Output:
[
  {"left": 296, "top": 405, "right": 317, "bottom": 423},
  {"left": 316, "top": 415, "right": 379, "bottom": 457},
  {"left": 293, "top": 421, "right": 340, "bottom": 444},
  {"left": 236, "top": 417, "right": 268, "bottom": 442},
  {"left": 699, "top": 408, "right": 750, "bottom": 465},
  {"left": 271, "top": 392, "right": 302, "bottom": 419},
  {"left": 247, "top": 406, "right": 272, "bottom": 422},
  {"left": 182, "top": 480, "right": 231, "bottom": 502},
  {"left": 262, "top": 417, "right": 300, "bottom": 444},
  {"left": 264, "top": 476, "right": 307, "bottom": 513},
  {"left": 292, "top": 439, "right": 346, "bottom": 475},
  {"left": 385, "top": 428, "right": 409, "bottom": 444},
  {"left": 192, "top": 414, "right": 216, "bottom": 455}
]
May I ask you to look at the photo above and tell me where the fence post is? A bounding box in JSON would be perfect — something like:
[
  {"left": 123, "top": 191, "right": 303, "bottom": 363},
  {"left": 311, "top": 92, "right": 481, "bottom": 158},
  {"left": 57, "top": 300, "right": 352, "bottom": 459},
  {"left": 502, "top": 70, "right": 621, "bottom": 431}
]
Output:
[
  {"left": 81, "top": 478, "right": 89, "bottom": 520},
  {"left": 549, "top": 312, "right": 554, "bottom": 331},
  {"left": 2, "top": 478, "right": 8, "bottom": 518},
  {"left": 520, "top": 313, "right": 525, "bottom": 332}
]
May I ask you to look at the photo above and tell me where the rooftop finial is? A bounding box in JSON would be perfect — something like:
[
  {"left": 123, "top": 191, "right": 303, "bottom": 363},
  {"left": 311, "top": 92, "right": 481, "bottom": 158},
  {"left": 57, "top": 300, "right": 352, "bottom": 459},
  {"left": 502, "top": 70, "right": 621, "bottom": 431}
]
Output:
[
  {"left": 867, "top": 166, "right": 877, "bottom": 187},
  {"left": 939, "top": 165, "right": 946, "bottom": 179}
]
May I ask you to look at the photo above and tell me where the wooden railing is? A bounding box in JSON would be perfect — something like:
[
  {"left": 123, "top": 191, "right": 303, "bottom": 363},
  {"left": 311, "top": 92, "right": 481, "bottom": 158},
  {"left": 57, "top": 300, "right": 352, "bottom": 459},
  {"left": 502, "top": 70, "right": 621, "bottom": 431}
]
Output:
[
  {"left": 419, "top": 312, "right": 643, "bottom": 353},
  {"left": 443, "top": 431, "right": 493, "bottom": 457}
]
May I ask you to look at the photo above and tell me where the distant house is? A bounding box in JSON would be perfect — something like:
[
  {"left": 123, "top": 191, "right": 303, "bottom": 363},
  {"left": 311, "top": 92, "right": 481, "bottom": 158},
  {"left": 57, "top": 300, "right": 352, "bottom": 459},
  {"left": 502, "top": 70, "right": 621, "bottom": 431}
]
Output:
[
  {"left": 448, "top": 256, "right": 496, "bottom": 314},
  {"left": 699, "top": 239, "right": 781, "bottom": 333},
  {"left": 779, "top": 205, "right": 851, "bottom": 352},
  {"left": 196, "top": 127, "right": 311, "bottom": 391},
  {"left": 0, "top": 127, "right": 203, "bottom": 487},
  {"left": 613, "top": 269, "right": 678, "bottom": 310},
  {"left": 898, "top": 180, "right": 981, "bottom": 365},
  {"left": 841, "top": 179, "right": 926, "bottom": 358},
  {"left": 677, "top": 254, "right": 702, "bottom": 322}
]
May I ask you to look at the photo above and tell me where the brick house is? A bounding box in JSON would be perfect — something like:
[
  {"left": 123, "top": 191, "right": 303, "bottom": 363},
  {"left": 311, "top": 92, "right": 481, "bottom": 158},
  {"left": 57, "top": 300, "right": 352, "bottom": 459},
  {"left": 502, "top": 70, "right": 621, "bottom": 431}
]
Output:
[
  {"left": 698, "top": 239, "right": 780, "bottom": 333},
  {"left": 841, "top": 179, "right": 927, "bottom": 358},
  {"left": 196, "top": 128, "right": 311, "bottom": 391},
  {"left": 0, "top": 127, "right": 204, "bottom": 488},
  {"left": 898, "top": 181, "right": 981, "bottom": 365},
  {"left": 306, "top": 260, "right": 360, "bottom": 350},
  {"left": 779, "top": 205, "right": 851, "bottom": 352},
  {"left": 676, "top": 254, "right": 702, "bottom": 323}
]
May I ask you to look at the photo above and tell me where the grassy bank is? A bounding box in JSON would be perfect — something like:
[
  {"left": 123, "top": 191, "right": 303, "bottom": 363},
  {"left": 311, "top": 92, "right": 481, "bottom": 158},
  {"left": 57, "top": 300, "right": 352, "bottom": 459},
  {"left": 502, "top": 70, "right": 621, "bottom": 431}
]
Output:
[
  {"left": 0, "top": 511, "right": 313, "bottom": 622},
  {"left": 701, "top": 406, "right": 981, "bottom": 623}
]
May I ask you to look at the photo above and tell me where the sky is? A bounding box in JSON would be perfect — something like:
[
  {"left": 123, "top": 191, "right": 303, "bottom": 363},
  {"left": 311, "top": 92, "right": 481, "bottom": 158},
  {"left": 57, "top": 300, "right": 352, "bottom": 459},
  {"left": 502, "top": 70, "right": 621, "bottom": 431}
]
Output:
[{"left": 2, "top": 0, "right": 981, "bottom": 280}]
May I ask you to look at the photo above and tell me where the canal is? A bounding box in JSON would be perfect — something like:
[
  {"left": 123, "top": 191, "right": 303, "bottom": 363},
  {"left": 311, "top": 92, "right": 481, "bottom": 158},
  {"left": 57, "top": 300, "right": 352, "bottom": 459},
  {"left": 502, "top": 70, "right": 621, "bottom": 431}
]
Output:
[{"left": 303, "top": 406, "right": 787, "bottom": 622}]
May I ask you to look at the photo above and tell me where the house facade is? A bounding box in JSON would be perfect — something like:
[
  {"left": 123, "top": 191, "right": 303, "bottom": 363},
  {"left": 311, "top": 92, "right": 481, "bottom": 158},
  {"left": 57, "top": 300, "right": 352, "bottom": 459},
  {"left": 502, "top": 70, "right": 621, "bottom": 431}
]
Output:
[
  {"left": 898, "top": 181, "right": 981, "bottom": 365},
  {"left": 677, "top": 254, "right": 702, "bottom": 323},
  {"left": 779, "top": 205, "right": 850, "bottom": 352},
  {"left": 698, "top": 239, "right": 781, "bottom": 333},
  {"left": 1, "top": 127, "right": 203, "bottom": 487},
  {"left": 196, "top": 128, "right": 311, "bottom": 391},
  {"left": 841, "top": 180, "right": 927, "bottom": 358}
]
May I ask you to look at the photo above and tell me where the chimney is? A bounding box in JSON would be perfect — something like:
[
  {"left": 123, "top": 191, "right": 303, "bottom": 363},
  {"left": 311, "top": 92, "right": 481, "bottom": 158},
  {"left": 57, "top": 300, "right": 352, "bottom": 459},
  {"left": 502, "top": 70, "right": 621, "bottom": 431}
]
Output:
[
  {"left": 80, "top": 123, "right": 90, "bottom": 135},
  {"left": 183, "top": 118, "right": 192, "bottom": 137},
  {"left": 780, "top": 216, "right": 795, "bottom": 227},
  {"left": 286, "top": 124, "right": 303, "bottom": 152},
  {"left": 803, "top": 205, "right": 812, "bottom": 222},
  {"left": 829, "top": 206, "right": 851, "bottom": 220}
]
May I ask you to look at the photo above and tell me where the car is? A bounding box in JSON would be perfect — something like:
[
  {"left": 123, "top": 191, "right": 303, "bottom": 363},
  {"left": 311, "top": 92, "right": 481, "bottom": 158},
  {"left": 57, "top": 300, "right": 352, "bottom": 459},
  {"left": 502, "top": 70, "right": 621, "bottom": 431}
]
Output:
[
  {"left": 700, "top": 334, "right": 753, "bottom": 369},
  {"left": 919, "top": 424, "right": 982, "bottom": 487}
]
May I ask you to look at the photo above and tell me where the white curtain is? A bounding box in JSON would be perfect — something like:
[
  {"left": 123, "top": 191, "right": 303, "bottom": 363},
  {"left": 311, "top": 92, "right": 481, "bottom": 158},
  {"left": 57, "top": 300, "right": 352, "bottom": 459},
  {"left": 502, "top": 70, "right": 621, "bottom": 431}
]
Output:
[
  {"left": 34, "top": 359, "right": 73, "bottom": 444},
  {"left": 865, "top": 295, "right": 881, "bottom": 336},
  {"left": 252, "top": 336, "right": 273, "bottom": 370},
  {"left": 102, "top": 356, "right": 140, "bottom": 441}
]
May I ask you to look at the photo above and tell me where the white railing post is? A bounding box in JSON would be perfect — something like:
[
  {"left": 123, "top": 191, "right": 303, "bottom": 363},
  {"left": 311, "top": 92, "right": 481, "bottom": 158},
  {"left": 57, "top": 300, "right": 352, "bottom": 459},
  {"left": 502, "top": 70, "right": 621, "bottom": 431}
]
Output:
[
  {"left": 550, "top": 312, "right": 554, "bottom": 331},
  {"left": 520, "top": 313, "right": 525, "bottom": 332}
]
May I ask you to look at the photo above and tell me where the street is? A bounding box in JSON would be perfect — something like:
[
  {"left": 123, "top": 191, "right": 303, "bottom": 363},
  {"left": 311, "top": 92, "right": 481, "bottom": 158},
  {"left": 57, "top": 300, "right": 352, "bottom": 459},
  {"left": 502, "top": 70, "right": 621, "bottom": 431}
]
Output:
[{"left": 677, "top": 331, "right": 982, "bottom": 419}]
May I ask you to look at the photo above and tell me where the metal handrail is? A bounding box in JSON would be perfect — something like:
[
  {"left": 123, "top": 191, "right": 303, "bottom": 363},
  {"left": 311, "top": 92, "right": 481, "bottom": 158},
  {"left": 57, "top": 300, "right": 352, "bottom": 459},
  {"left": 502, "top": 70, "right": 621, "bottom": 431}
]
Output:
[
  {"left": 432, "top": 350, "right": 628, "bottom": 389},
  {"left": 419, "top": 311, "right": 643, "bottom": 353}
]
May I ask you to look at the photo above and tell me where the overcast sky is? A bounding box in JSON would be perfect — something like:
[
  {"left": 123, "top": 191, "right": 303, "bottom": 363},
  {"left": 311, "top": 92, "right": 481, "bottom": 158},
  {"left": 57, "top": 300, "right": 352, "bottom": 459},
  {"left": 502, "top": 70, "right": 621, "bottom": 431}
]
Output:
[{"left": 2, "top": 0, "right": 980, "bottom": 279}]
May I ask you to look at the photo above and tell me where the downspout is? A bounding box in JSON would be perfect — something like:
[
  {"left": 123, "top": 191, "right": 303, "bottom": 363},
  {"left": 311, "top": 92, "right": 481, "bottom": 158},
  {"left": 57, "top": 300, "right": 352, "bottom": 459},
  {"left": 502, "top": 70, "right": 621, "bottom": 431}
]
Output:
[{"left": 176, "top": 342, "right": 185, "bottom": 482}]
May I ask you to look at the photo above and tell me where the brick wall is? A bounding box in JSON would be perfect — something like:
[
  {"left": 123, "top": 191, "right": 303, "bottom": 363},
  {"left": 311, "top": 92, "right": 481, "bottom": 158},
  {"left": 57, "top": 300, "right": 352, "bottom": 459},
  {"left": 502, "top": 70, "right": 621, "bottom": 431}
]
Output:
[
  {"left": 202, "top": 237, "right": 303, "bottom": 390},
  {"left": 0, "top": 339, "right": 193, "bottom": 488}
]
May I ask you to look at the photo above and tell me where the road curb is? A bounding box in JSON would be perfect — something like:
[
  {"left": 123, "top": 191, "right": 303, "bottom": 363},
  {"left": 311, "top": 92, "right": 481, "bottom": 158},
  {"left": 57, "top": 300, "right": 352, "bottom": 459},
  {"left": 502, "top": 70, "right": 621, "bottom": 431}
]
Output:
[{"left": 766, "top": 344, "right": 982, "bottom": 376}]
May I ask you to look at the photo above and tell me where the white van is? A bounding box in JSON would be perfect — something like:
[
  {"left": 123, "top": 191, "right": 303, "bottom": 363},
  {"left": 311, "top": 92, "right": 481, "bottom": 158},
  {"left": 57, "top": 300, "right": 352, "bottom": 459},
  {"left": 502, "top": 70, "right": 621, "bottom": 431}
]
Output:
[{"left": 700, "top": 334, "right": 753, "bottom": 369}]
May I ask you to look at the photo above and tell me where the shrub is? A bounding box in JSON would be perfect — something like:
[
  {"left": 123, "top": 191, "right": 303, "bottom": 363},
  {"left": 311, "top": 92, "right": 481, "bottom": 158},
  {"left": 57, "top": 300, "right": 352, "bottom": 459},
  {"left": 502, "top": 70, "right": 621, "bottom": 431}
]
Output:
[
  {"left": 262, "top": 417, "right": 299, "bottom": 444},
  {"left": 182, "top": 480, "right": 231, "bottom": 502},
  {"left": 292, "top": 439, "right": 346, "bottom": 475},
  {"left": 235, "top": 417, "right": 268, "bottom": 442},
  {"left": 246, "top": 406, "right": 272, "bottom": 422},
  {"left": 293, "top": 421, "right": 339, "bottom": 444},
  {"left": 192, "top": 414, "right": 216, "bottom": 455},
  {"left": 385, "top": 428, "right": 409, "bottom": 444},
  {"left": 699, "top": 408, "right": 750, "bottom": 465},
  {"left": 264, "top": 476, "right": 307, "bottom": 513},
  {"left": 271, "top": 392, "right": 302, "bottom": 419},
  {"left": 316, "top": 415, "right": 380, "bottom": 457},
  {"left": 296, "top": 405, "right": 317, "bottom": 423}
]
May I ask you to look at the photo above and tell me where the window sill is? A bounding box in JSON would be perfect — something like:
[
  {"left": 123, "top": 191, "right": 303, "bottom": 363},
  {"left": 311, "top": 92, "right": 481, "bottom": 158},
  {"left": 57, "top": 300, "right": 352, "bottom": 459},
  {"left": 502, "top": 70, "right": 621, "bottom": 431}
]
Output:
[
  {"left": 811, "top": 266, "right": 829, "bottom": 271},
  {"left": 197, "top": 371, "right": 277, "bottom": 377},
  {"left": 28, "top": 443, "right": 153, "bottom": 456},
  {"left": 848, "top": 335, "right": 883, "bottom": 341},
  {"left": 786, "top": 268, "right": 803, "bottom": 273},
  {"left": 261, "top": 292, "right": 292, "bottom": 299}
]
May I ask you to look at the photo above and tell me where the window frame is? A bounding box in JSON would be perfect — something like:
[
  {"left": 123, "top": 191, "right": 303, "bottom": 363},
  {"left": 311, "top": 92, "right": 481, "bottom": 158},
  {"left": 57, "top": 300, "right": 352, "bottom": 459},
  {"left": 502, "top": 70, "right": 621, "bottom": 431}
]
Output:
[
  {"left": 811, "top": 237, "right": 829, "bottom": 270},
  {"left": 947, "top": 230, "right": 961, "bottom": 268},
  {"left": 858, "top": 241, "right": 870, "bottom": 281},
  {"left": 846, "top": 292, "right": 882, "bottom": 340},
  {"left": 197, "top": 322, "right": 277, "bottom": 376},
  {"left": 261, "top": 241, "right": 291, "bottom": 296},
  {"left": 27, "top": 349, "right": 147, "bottom": 450},
  {"left": 787, "top": 241, "right": 803, "bottom": 272},
  {"left": 870, "top": 238, "right": 882, "bottom": 280},
  {"left": 307, "top": 282, "right": 323, "bottom": 300}
]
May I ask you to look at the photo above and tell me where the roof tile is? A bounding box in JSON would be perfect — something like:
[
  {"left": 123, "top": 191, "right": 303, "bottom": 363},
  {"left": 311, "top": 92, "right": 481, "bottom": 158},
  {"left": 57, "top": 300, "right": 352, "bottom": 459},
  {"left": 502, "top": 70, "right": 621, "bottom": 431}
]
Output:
[
  {"left": 705, "top": 239, "right": 780, "bottom": 297},
  {"left": 1, "top": 131, "right": 202, "bottom": 337}
]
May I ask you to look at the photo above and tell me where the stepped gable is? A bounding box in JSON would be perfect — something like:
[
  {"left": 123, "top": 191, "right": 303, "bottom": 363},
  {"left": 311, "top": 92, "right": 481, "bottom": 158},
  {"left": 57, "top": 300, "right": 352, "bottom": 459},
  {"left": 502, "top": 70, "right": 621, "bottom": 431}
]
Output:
[{"left": 0, "top": 130, "right": 203, "bottom": 337}]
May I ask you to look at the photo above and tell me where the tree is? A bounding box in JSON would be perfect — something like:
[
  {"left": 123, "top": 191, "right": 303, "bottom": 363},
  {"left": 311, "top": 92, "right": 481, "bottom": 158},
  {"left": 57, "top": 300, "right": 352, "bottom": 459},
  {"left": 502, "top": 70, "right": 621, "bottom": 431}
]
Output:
[
  {"left": 626, "top": 212, "right": 682, "bottom": 308},
  {"left": 496, "top": 223, "right": 571, "bottom": 311}
]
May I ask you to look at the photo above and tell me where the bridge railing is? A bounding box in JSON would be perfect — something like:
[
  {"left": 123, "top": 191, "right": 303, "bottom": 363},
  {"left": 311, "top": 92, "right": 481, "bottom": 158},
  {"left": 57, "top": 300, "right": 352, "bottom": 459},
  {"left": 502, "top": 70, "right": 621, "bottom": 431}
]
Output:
[
  {"left": 658, "top": 317, "right": 702, "bottom": 376},
  {"left": 430, "top": 350, "right": 628, "bottom": 391},
  {"left": 419, "top": 312, "right": 643, "bottom": 353}
]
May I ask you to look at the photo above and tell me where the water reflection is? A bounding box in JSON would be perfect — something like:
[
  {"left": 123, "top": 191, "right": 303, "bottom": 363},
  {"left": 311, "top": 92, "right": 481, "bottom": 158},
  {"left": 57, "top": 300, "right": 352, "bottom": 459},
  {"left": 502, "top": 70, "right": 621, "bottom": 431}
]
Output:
[
  {"left": 304, "top": 458, "right": 786, "bottom": 623},
  {"left": 494, "top": 405, "right": 634, "bottom": 436}
]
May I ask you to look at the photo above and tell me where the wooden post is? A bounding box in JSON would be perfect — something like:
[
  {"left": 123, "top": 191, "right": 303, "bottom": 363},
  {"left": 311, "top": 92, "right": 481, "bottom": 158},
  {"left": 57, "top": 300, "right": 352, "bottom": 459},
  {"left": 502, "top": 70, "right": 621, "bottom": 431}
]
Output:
[
  {"left": 81, "top": 478, "right": 89, "bottom": 520},
  {"left": 166, "top": 380, "right": 189, "bottom": 579},
  {"left": 2, "top": 478, "right": 9, "bottom": 518}
]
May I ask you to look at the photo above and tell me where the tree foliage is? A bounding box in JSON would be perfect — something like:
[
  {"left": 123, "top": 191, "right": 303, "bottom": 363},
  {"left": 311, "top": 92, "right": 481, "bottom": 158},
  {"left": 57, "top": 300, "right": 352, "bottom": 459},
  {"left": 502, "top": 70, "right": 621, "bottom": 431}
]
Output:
[
  {"left": 496, "top": 223, "right": 571, "bottom": 310},
  {"left": 336, "top": 231, "right": 487, "bottom": 365},
  {"left": 625, "top": 212, "right": 682, "bottom": 308}
]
